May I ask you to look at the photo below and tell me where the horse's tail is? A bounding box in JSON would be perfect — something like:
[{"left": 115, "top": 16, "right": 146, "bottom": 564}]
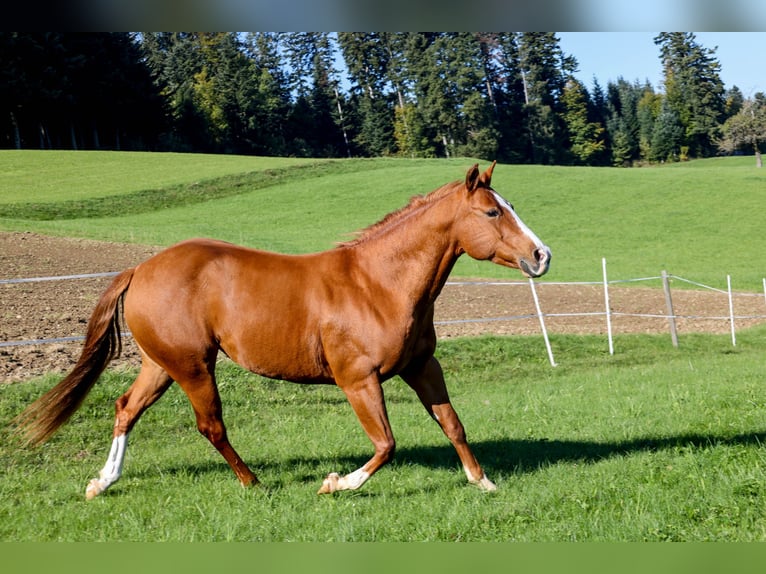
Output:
[{"left": 13, "top": 268, "right": 136, "bottom": 446}]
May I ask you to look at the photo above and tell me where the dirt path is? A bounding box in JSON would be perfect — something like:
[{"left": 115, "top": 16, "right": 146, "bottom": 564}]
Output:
[{"left": 2, "top": 231, "right": 764, "bottom": 383}]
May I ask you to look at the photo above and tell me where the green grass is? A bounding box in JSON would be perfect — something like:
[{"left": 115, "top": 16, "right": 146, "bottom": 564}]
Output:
[
  {"left": 1, "top": 151, "right": 766, "bottom": 541},
  {"left": 0, "top": 151, "right": 764, "bottom": 289},
  {"left": 0, "top": 150, "right": 316, "bottom": 203},
  {"left": 2, "top": 327, "right": 766, "bottom": 541}
]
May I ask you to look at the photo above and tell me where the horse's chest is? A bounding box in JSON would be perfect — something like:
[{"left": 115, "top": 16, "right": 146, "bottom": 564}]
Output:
[
  {"left": 367, "top": 315, "right": 434, "bottom": 376},
  {"left": 315, "top": 306, "right": 421, "bottom": 377}
]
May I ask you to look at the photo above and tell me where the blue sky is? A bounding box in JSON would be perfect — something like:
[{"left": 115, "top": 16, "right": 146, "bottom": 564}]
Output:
[{"left": 558, "top": 32, "right": 765, "bottom": 96}]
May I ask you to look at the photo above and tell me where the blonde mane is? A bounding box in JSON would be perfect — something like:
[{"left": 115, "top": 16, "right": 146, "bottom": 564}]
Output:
[{"left": 337, "top": 180, "right": 462, "bottom": 248}]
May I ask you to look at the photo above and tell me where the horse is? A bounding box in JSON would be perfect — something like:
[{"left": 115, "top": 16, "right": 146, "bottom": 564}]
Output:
[{"left": 14, "top": 161, "right": 551, "bottom": 499}]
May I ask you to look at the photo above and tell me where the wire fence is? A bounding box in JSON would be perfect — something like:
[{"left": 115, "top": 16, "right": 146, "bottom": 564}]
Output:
[
  {"left": 3, "top": 258, "right": 766, "bottom": 368},
  {"left": 440, "top": 258, "right": 766, "bottom": 365}
]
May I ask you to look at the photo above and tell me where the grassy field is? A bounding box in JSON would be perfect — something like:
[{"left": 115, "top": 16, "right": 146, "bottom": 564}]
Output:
[
  {"left": 1, "top": 151, "right": 766, "bottom": 542},
  {"left": 1, "top": 329, "right": 766, "bottom": 541},
  {"left": 0, "top": 149, "right": 316, "bottom": 203},
  {"left": 0, "top": 151, "right": 764, "bottom": 289}
]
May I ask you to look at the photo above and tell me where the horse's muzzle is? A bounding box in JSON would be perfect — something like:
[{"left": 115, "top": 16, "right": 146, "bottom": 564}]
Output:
[{"left": 520, "top": 246, "right": 551, "bottom": 278}]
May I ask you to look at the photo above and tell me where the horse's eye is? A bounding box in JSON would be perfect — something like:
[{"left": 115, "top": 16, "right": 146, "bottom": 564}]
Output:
[{"left": 486, "top": 208, "right": 501, "bottom": 218}]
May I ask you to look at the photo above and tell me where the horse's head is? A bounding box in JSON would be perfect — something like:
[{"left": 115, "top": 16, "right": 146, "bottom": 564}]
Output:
[{"left": 455, "top": 161, "right": 551, "bottom": 278}]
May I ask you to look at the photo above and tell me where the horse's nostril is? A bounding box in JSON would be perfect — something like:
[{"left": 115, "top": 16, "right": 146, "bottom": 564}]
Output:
[{"left": 534, "top": 247, "right": 551, "bottom": 272}]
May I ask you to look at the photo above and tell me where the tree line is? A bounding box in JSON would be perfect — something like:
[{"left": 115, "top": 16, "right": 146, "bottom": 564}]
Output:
[{"left": 2, "top": 32, "right": 764, "bottom": 166}]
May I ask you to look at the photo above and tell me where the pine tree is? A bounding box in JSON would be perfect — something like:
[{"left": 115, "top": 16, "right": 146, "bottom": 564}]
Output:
[
  {"left": 492, "top": 33, "right": 527, "bottom": 163},
  {"left": 193, "top": 33, "right": 254, "bottom": 152},
  {"left": 408, "top": 33, "right": 457, "bottom": 157},
  {"left": 636, "top": 86, "right": 662, "bottom": 161},
  {"left": 462, "top": 33, "right": 503, "bottom": 160},
  {"left": 141, "top": 32, "right": 210, "bottom": 151},
  {"left": 395, "top": 33, "right": 439, "bottom": 158},
  {"left": 650, "top": 98, "right": 683, "bottom": 162},
  {"left": 655, "top": 32, "right": 725, "bottom": 158},
  {"left": 337, "top": 32, "right": 395, "bottom": 156},
  {"left": 723, "top": 85, "right": 744, "bottom": 119},
  {"left": 561, "top": 78, "right": 605, "bottom": 165},
  {"left": 605, "top": 78, "right": 643, "bottom": 166},
  {"left": 240, "top": 33, "right": 290, "bottom": 155},
  {"left": 0, "top": 33, "right": 163, "bottom": 151},
  {"left": 282, "top": 33, "right": 347, "bottom": 157},
  {"left": 517, "top": 32, "right": 577, "bottom": 164}
]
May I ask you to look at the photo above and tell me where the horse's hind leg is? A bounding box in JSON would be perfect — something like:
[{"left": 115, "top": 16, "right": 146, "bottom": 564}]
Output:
[
  {"left": 86, "top": 353, "right": 173, "bottom": 499},
  {"left": 173, "top": 363, "right": 259, "bottom": 489}
]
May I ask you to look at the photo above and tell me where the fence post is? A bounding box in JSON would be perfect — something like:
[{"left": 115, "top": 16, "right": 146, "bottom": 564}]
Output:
[
  {"left": 602, "top": 257, "right": 614, "bottom": 355},
  {"left": 661, "top": 270, "right": 679, "bottom": 348},
  {"left": 762, "top": 278, "right": 765, "bottom": 307},
  {"left": 528, "top": 278, "right": 556, "bottom": 367},
  {"left": 727, "top": 275, "right": 736, "bottom": 347}
]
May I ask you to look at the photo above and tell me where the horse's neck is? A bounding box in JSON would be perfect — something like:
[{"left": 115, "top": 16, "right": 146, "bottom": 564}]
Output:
[{"left": 352, "top": 198, "right": 460, "bottom": 307}]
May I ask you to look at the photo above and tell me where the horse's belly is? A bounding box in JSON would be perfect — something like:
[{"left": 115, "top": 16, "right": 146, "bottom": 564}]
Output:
[{"left": 219, "top": 327, "right": 332, "bottom": 384}]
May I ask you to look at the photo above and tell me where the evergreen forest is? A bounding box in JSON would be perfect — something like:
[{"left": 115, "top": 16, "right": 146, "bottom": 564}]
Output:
[{"left": 2, "top": 32, "right": 764, "bottom": 166}]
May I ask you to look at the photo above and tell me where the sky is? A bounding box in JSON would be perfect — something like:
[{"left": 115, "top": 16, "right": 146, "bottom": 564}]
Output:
[{"left": 557, "top": 32, "right": 765, "bottom": 97}]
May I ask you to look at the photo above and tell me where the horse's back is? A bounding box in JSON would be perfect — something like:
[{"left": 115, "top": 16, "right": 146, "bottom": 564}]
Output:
[{"left": 123, "top": 238, "right": 340, "bottom": 381}]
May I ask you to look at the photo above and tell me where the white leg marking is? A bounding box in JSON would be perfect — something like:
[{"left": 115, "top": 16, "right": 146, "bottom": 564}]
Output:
[
  {"left": 463, "top": 465, "right": 497, "bottom": 492},
  {"left": 317, "top": 467, "right": 371, "bottom": 494},
  {"left": 338, "top": 468, "right": 370, "bottom": 490},
  {"left": 85, "top": 433, "right": 129, "bottom": 500}
]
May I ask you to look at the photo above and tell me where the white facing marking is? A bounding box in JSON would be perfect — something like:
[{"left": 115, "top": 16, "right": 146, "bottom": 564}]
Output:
[{"left": 491, "top": 191, "right": 546, "bottom": 249}]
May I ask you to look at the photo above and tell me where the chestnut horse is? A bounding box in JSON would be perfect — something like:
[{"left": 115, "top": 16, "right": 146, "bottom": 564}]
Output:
[{"left": 15, "top": 161, "right": 551, "bottom": 499}]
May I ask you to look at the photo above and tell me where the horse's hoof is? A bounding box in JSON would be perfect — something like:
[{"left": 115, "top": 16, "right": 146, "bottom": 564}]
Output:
[
  {"left": 317, "top": 472, "right": 341, "bottom": 494},
  {"left": 477, "top": 475, "right": 497, "bottom": 492},
  {"left": 85, "top": 479, "right": 103, "bottom": 500}
]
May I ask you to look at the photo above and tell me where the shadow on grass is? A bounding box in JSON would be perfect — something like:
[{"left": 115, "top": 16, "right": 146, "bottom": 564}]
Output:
[
  {"left": 130, "top": 430, "right": 766, "bottom": 491},
  {"left": 466, "top": 431, "right": 766, "bottom": 475}
]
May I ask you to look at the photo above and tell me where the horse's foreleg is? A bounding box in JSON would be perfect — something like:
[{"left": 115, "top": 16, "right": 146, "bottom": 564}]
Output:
[
  {"left": 86, "top": 356, "right": 173, "bottom": 500},
  {"left": 318, "top": 376, "right": 395, "bottom": 494},
  {"left": 401, "top": 356, "right": 496, "bottom": 491}
]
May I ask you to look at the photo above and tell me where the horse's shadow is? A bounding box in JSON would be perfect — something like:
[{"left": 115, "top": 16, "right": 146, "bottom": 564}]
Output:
[
  {"left": 130, "top": 430, "right": 766, "bottom": 492},
  {"left": 394, "top": 430, "right": 766, "bottom": 478}
]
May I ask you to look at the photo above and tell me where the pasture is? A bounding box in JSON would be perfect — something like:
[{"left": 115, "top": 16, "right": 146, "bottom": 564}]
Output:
[
  {"left": 1, "top": 151, "right": 764, "bottom": 289},
  {"left": 1, "top": 151, "right": 765, "bottom": 542},
  {"left": 2, "top": 331, "right": 766, "bottom": 541}
]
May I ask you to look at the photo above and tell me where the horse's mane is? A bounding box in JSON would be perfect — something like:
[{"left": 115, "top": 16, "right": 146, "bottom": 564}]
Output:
[{"left": 336, "top": 179, "right": 462, "bottom": 248}]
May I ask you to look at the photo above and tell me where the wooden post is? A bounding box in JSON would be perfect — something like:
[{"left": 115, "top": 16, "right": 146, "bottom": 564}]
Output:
[{"left": 661, "top": 270, "right": 679, "bottom": 348}]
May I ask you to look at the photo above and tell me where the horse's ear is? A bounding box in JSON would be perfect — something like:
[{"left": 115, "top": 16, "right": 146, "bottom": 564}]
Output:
[
  {"left": 465, "top": 164, "right": 480, "bottom": 192},
  {"left": 480, "top": 160, "right": 497, "bottom": 187}
]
